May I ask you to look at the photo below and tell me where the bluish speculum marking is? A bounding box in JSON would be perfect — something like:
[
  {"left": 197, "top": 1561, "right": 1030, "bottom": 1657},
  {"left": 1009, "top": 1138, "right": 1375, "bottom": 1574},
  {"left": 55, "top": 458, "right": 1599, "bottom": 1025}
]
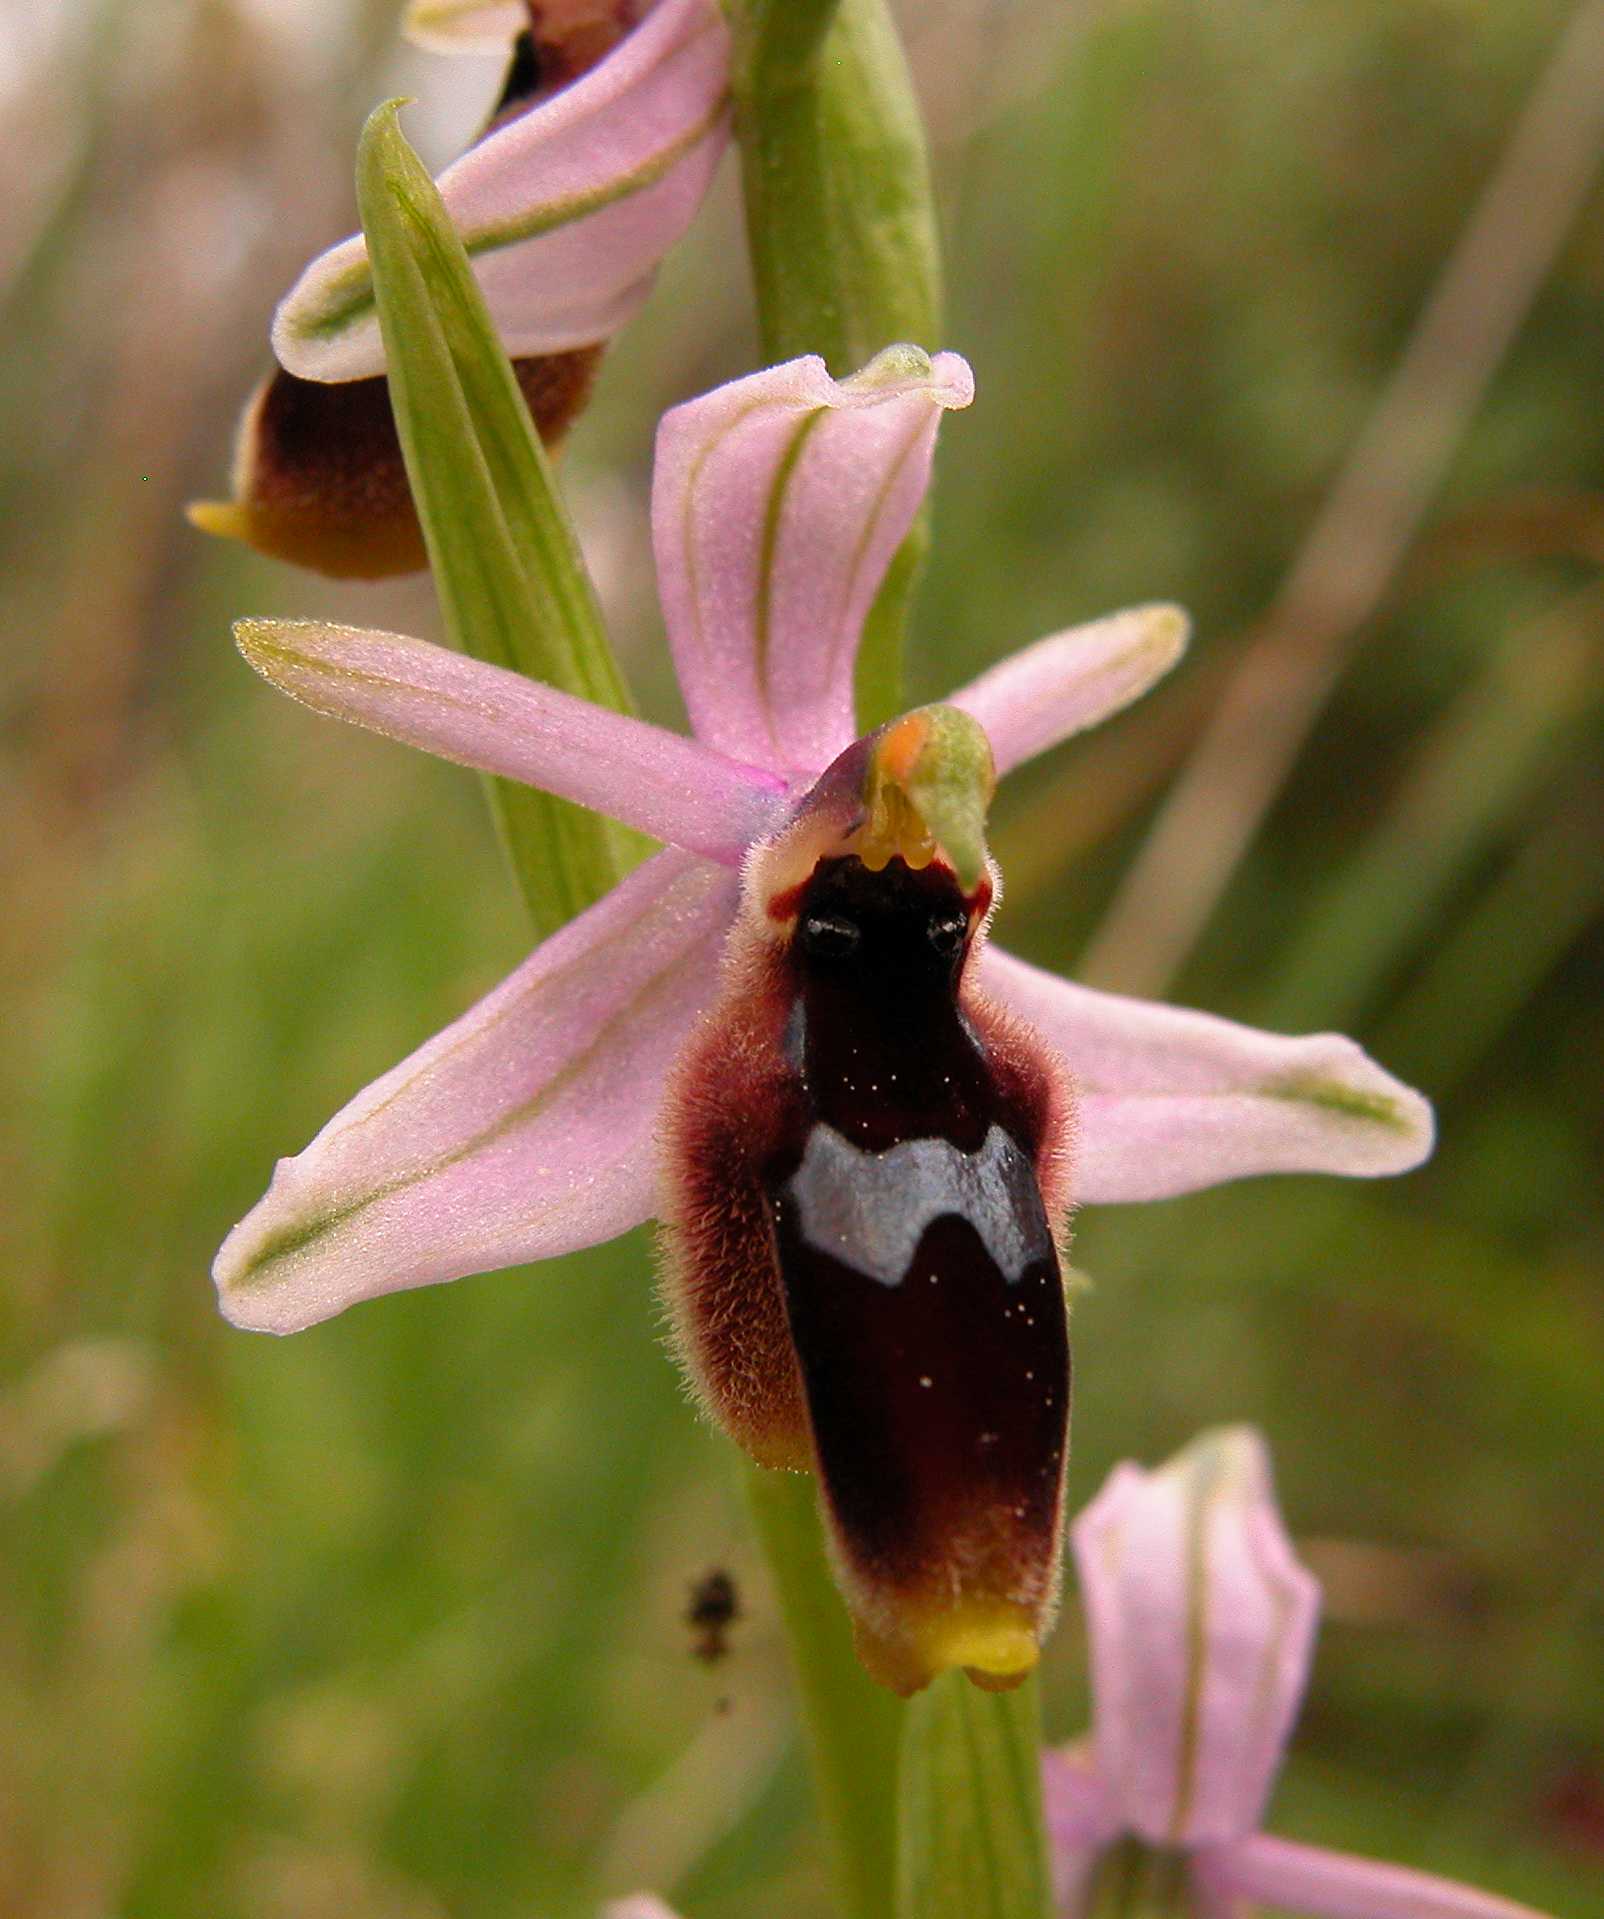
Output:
[
  {"left": 789, "top": 1124, "right": 1051, "bottom": 1288},
  {"left": 763, "top": 856, "right": 1069, "bottom": 1596}
]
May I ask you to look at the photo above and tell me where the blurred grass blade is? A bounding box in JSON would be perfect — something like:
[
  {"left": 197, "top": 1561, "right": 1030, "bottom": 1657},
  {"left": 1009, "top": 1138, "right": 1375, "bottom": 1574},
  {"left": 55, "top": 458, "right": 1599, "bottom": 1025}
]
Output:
[
  {"left": 1376, "top": 776, "right": 1604, "bottom": 1095},
  {"left": 356, "top": 100, "right": 647, "bottom": 931},
  {"left": 1261, "top": 586, "right": 1600, "bottom": 1032},
  {"left": 896, "top": 1672, "right": 1054, "bottom": 1919}
]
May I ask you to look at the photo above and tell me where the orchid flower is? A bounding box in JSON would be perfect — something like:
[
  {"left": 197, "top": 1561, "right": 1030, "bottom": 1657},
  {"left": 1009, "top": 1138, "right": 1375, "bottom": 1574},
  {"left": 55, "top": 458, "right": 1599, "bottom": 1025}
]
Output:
[
  {"left": 192, "top": 0, "right": 731, "bottom": 575},
  {"left": 274, "top": 0, "right": 728, "bottom": 383},
  {"left": 1047, "top": 1430, "right": 1549, "bottom": 1919},
  {"left": 214, "top": 346, "right": 1432, "bottom": 1694}
]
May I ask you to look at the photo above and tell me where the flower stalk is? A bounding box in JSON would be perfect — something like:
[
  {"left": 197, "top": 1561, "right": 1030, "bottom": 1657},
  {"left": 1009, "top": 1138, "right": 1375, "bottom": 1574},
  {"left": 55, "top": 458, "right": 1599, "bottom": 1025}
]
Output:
[
  {"left": 728, "top": 0, "right": 938, "bottom": 369},
  {"left": 728, "top": 0, "right": 942, "bottom": 727},
  {"left": 743, "top": 1464, "right": 902, "bottom": 1919},
  {"left": 726, "top": 5, "right": 1052, "bottom": 1909}
]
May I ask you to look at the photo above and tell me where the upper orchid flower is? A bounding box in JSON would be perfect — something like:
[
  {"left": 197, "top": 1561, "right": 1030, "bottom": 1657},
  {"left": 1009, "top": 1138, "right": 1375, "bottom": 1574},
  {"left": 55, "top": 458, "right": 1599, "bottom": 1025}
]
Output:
[
  {"left": 1047, "top": 1429, "right": 1549, "bottom": 1919},
  {"left": 192, "top": 0, "right": 731, "bottom": 575},
  {"left": 214, "top": 346, "right": 1432, "bottom": 1695},
  {"left": 275, "top": 0, "right": 728, "bottom": 384}
]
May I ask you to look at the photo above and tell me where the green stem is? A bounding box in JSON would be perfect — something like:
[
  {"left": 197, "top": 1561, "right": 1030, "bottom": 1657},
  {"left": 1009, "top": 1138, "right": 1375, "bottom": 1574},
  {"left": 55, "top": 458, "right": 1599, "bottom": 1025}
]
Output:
[
  {"left": 730, "top": 0, "right": 939, "bottom": 371},
  {"left": 729, "top": 0, "right": 942, "bottom": 728},
  {"left": 743, "top": 1461, "right": 903, "bottom": 1919},
  {"left": 729, "top": 6, "right": 1054, "bottom": 1913}
]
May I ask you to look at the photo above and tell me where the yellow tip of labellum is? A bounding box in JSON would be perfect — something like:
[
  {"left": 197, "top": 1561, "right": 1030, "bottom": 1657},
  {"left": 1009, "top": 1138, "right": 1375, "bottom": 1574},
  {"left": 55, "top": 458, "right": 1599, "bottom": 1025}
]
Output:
[
  {"left": 853, "top": 1598, "right": 1040, "bottom": 1697},
  {"left": 185, "top": 496, "right": 426, "bottom": 580},
  {"left": 858, "top": 705, "right": 996, "bottom": 894},
  {"left": 185, "top": 498, "right": 252, "bottom": 542}
]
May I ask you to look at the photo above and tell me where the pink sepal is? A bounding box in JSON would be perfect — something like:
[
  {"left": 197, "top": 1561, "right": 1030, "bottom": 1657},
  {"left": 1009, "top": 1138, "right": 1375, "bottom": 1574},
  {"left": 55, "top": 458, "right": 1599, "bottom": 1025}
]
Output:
[
  {"left": 214, "top": 849, "right": 736, "bottom": 1332},
  {"left": 981, "top": 948, "right": 1434, "bottom": 1201}
]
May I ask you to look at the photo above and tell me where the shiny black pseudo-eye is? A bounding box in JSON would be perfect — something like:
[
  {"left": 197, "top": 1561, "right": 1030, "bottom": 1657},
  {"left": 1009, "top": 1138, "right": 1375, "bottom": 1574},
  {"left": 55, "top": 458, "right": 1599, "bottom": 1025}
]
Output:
[{"left": 762, "top": 857, "right": 1069, "bottom": 1608}]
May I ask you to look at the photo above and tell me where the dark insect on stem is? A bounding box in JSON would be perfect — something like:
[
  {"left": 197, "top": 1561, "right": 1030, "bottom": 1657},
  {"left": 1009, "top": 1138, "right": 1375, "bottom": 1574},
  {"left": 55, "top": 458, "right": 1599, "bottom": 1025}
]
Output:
[{"left": 686, "top": 1568, "right": 741, "bottom": 1663}]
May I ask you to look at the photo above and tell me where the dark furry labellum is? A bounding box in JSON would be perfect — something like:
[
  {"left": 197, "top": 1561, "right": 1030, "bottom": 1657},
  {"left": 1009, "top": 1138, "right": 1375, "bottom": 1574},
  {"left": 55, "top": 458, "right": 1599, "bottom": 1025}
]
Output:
[
  {"left": 191, "top": 350, "right": 603, "bottom": 580},
  {"left": 663, "top": 854, "right": 1076, "bottom": 1696}
]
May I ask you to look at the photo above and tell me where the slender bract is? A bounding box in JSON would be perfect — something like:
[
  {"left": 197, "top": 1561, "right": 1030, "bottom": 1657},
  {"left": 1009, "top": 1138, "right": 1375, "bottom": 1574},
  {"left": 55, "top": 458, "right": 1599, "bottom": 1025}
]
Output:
[
  {"left": 356, "top": 102, "right": 645, "bottom": 931},
  {"left": 898, "top": 1673, "right": 1055, "bottom": 1919}
]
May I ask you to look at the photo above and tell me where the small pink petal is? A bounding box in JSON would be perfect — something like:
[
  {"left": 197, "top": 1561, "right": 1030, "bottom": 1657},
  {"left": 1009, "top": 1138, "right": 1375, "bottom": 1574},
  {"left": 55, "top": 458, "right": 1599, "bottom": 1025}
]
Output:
[
  {"left": 981, "top": 948, "right": 1434, "bottom": 1201},
  {"left": 652, "top": 347, "right": 975, "bottom": 775},
  {"left": 1195, "top": 1835, "right": 1556, "bottom": 1919},
  {"left": 1042, "top": 1744, "right": 1121, "bottom": 1915},
  {"left": 275, "top": 0, "right": 730, "bottom": 381},
  {"left": 236, "top": 618, "right": 785, "bottom": 864},
  {"left": 947, "top": 604, "right": 1189, "bottom": 779},
  {"left": 214, "top": 849, "right": 736, "bottom": 1334},
  {"left": 601, "top": 1901, "right": 684, "bottom": 1919},
  {"left": 1071, "top": 1429, "right": 1321, "bottom": 1849}
]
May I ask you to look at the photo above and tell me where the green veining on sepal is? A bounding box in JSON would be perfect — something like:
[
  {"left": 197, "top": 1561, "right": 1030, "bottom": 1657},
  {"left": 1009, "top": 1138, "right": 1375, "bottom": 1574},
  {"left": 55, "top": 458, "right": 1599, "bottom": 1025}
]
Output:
[
  {"left": 299, "top": 100, "right": 727, "bottom": 348},
  {"left": 1264, "top": 1070, "right": 1412, "bottom": 1131},
  {"left": 222, "top": 895, "right": 700, "bottom": 1310},
  {"left": 754, "top": 407, "right": 827, "bottom": 737}
]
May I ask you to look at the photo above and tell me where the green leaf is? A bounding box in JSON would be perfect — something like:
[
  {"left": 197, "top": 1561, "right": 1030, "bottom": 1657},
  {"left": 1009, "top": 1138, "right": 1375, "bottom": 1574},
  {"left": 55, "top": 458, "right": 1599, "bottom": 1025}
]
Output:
[
  {"left": 355, "top": 100, "right": 648, "bottom": 931},
  {"left": 896, "top": 1672, "right": 1055, "bottom": 1919},
  {"left": 743, "top": 1461, "right": 904, "bottom": 1919},
  {"left": 728, "top": 0, "right": 942, "bottom": 728}
]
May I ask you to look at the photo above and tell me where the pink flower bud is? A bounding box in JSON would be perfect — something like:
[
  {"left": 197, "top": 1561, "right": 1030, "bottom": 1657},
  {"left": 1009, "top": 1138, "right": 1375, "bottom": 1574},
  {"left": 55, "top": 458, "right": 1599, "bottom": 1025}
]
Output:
[{"left": 1072, "top": 1427, "right": 1321, "bottom": 1847}]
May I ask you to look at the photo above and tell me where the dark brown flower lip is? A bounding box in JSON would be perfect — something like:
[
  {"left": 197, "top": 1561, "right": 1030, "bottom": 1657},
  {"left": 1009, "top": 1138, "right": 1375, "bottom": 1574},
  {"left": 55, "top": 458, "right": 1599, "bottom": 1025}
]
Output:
[
  {"left": 758, "top": 851, "right": 1071, "bottom": 1695},
  {"left": 186, "top": 349, "right": 602, "bottom": 580}
]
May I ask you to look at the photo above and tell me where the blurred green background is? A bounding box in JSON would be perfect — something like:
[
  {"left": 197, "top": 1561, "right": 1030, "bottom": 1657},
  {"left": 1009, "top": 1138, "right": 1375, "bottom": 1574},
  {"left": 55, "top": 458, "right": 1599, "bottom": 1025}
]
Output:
[{"left": 3, "top": 1, "right": 1601, "bottom": 1914}]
